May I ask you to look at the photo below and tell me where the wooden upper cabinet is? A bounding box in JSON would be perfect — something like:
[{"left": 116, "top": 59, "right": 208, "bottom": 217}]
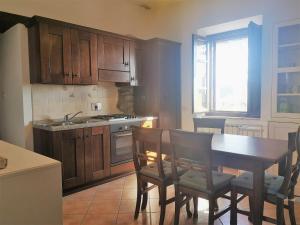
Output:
[
  {"left": 98, "top": 35, "right": 130, "bottom": 72},
  {"left": 71, "top": 30, "right": 97, "bottom": 85},
  {"left": 38, "top": 23, "right": 72, "bottom": 84},
  {"left": 28, "top": 17, "right": 143, "bottom": 85}
]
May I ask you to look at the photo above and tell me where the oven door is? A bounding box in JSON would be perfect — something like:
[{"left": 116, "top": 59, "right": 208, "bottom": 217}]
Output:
[{"left": 110, "top": 131, "right": 133, "bottom": 165}]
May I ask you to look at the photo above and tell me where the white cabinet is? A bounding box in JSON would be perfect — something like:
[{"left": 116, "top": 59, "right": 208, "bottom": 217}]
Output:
[
  {"left": 272, "top": 19, "right": 300, "bottom": 118},
  {"left": 0, "top": 141, "right": 62, "bottom": 225}
]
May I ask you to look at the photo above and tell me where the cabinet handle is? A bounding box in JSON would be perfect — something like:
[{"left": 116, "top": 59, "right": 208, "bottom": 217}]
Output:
[
  {"left": 125, "top": 62, "right": 129, "bottom": 66},
  {"left": 130, "top": 77, "right": 134, "bottom": 81}
]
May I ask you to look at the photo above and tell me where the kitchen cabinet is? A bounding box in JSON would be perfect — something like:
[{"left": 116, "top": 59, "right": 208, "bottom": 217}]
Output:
[
  {"left": 28, "top": 17, "right": 97, "bottom": 85},
  {"left": 71, "top": 29, "right": 98, "bottom": 84},
  {"left": 29, "top": 22, "right": 72, "bottom": 84},
  {"left": 98, "top": 35, "right": 130, "bottom": 72},
  {"left": 134, "top": 38, "right": 181, "bottom": 130},
  {"left": 53, "top": 129, "right": 85, "bottom": 189},
  {"left": 98, "top": 35, "right": 130, "bottom": 83},
  {"left": 28, "top": 16, "right": 143, "bottom": 85},
  {"left": 33, "top": 125, "right": 110, "bottom": 190},
  {"left": 84, "top": 126, "right": 110, "bottom": 182}
]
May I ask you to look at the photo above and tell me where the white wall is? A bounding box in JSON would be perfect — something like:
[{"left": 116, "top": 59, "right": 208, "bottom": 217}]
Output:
[
  {"left": 146, "top": 0, "right": 300, "bottom": 130},
  {"left": 0, "top": 24, "right": 32, "bottom": 148},
  {"left": 0, "top": 0, "right": 152, "bottom": 39}
]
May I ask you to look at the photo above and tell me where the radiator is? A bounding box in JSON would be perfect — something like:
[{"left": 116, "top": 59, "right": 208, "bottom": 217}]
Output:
[{"left": 225, "top": 124, "right": 264, "bottom": 137}]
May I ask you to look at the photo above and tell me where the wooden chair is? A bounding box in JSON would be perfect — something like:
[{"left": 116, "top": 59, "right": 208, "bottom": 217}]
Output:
[
  {"left": 193, "top": 117, "right": 226, "bottom": 134},
  {"left": 169, "top": 129, "right": 235, "bottom": 225},
  {"left": 132, "top": 126, "right": 191, "bottom": 225},
  {"left": 230, "top": 132, "right": 296, "bottom": 225},
  {"left": 193, "top": 117, "right": 226, "bottom": 211},
  {"left": 286, "top": 127, "right": 300, "bottom": 225}
]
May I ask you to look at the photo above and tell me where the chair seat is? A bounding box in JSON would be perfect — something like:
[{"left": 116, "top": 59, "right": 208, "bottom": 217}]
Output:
[
  {"left": 231, "top": 172, "right": 285, "bottom": 202},
  {"left": 140, "top": 161, "right": 175, "bottom": 179},
  {"left": 178, "top": 170, "right": 235, "bottom": 194}
]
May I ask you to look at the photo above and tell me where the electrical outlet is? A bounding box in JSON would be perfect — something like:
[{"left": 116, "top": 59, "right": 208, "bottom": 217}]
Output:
[{"left": 91, "top": 102, "right": 102, "bottom": 111}]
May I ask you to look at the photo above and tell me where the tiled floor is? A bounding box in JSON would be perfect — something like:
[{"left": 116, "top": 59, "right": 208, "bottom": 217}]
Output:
[{"left": 63, "top": 174, "right": 300, "bottom": 225}]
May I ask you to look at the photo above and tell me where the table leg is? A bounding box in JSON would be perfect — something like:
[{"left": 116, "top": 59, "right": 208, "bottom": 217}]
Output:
[{"left": 252, "top": 164, "right": 265, "bottom": 225}]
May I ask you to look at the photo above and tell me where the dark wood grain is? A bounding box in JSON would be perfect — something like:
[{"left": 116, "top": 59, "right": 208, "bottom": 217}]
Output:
[
  {"left": 39, "top": 22, "right": 72, "bottom": 84},
  {"left": 98, "top": 69, "right": 130, "bottom": 82},
  {"left": 71, "top": 29, "right": 97, "bottom": 84},
  {"left": 85, "top": 126, "right": 110, "bottom": 182},
  {"left": 212, "top": 134, "right": 288, "bottom": 163},
  {"left": 134, "top": 39, "right": 181, "bottom": 129},
  {"left": 98, "top": 35, "right": 130, "bottom": 72}
]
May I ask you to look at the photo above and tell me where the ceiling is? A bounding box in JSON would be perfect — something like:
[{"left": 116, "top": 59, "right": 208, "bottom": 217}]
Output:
[{"left": 130, "top": 0, "right": 185, "bottom": 9}]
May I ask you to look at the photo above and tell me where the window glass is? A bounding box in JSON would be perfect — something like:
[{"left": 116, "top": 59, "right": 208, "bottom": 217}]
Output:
[{"left": 215, "top": 38, "right": 248, "bottom": 112}]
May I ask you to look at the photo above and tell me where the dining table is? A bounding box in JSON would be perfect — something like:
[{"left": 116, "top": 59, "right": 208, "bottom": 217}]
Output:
[{"left": 210, "top": 134, "right": 289, "bottom": 225}]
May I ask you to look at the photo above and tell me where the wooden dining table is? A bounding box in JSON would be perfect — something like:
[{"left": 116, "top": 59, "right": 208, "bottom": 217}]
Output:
[{"left": 210, "top": 134, "right": 289, "bottom": 225}]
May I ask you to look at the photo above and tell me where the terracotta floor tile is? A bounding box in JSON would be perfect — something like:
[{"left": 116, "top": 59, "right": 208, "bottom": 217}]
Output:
[
  {"left": 119, "top": 199, "right": 151, "bottom": 213},
  {"left": 95, "top": 179, "right": 125, "bottom": 191},
  {"left": 122, "top": 188, "right": 138, "bottom": 200},
  {"left": 82, "top": 214, "right": 117, "bottom": 225},
  {"left": 63, "top": 214, "right": 84, "bottom": 225},
  {"left": 63, "top": 199, "right": 91, "bottom": 215},
  {"left": 64, "top": 187, "right": 97, "bottom": 201},
  {"left": 94, "top": 189, "right": 123, "bottom": 201},
  {"left": 63, "top": 174, "right": 300, "bottom": 225},
  {"left": 116, "top": 213, "right": 151, "bottom": 225},
  {"left": 88, "top": 199, "right": 120, "bottom": 214}
]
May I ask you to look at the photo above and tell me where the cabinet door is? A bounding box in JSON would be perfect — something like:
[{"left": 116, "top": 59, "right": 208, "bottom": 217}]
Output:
[
  {"left": 39, "top": 23, "right": 72, "bottom": 84},
  {"left": 84, "top": 126, "right": 110, "bottom": 182},
  {"left": 98, "top": 35, "right": 130, "bottom": 72},
  {"left": 71, "top": 29, "right": 97, "bottom": 84},
  {"left": 55, "top": 129, "right": 85, "bottom": 190},
  {"left": 129, "top": 40, "right": 143, "bottom": 86}
]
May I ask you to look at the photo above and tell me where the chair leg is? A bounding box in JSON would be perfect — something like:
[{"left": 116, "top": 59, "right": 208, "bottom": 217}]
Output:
[
  {"left": 288, "top": 200, "right": 296, "bottom": 225},
  {"left": 186, "top": 198, "right": 192, "bottom": 218},
  {"left": 134, "top": 180, "right": 142, "bottom": 219},
  {"left": 193, "top": 197, "right": 198, "bottom": 219},
  {"left": 248, "top": 196, "right": 254, "bottom": 222},
  {"left": 276, "top": 200, "right": 285, "bottom": 225},
  {"left": 174, "top": 186, "right": 181, "bottom": 225},
  {"left": 141, "top": 182, "right": 148, "bottom": 210},
  {"left": 159, "top": 186, "right": 167, "bottom": 225},
  {"left": 208, "top": 198, "right": 215, "bottom": 225},
  {"left": 230, "top": 190, "right": 237, "bottom": 225}
]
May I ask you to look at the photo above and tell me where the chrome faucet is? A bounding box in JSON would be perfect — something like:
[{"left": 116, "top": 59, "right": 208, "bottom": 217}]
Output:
[{"left": 64, "top": 111, "right": 83, "bottom": 123}]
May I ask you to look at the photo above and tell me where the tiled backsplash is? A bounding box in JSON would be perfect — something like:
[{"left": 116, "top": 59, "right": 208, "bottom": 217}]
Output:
[{"left": 31, "top": 83, "right": 123, "bottom": 121}]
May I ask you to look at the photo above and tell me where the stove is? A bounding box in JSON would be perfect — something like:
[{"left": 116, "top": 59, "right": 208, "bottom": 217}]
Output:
[{"left": 93, "top": 114, "right": 137, "bottom": 122}]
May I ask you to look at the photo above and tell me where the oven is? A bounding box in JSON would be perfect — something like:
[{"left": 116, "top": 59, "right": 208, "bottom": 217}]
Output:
[{"left": 110, "top": 121, "right": 141, "bottom": 165}]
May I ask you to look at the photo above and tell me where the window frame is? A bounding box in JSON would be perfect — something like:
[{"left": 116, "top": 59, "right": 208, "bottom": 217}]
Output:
[{"left": 193, "top": 28, "right": 257, "bottom": 118}]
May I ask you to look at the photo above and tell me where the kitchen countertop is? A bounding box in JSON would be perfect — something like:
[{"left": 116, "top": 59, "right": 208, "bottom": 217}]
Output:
[{"left": 33, "top": 116, "right": 158, "bottom": 131}]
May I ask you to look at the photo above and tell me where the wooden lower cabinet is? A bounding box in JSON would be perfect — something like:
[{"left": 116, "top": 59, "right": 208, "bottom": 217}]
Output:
[
  {"left": 84, "top": 126, "right": 110, "bottom": 182},
  {"left": 54, "top": 129, "right": 85, "bottom": 189},
  {"left": 33, "top": 126, "right": 110, "bottom": 190}
]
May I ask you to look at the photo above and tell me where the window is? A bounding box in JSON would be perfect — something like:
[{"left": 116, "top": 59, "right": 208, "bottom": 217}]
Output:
[
  {"left": 215, "top": 37, "right": 248, "bottom": 112},
  {"left": 193, "top": 22, "right": 262, "bottom": 117}
]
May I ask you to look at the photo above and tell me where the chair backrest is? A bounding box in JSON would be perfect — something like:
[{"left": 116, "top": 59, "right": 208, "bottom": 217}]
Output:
[
  {"left": 287, "top": 127, "right": 300, "bottom": 196},
  {"left": 169, "top": 129, "right": 214, "bottom": 190},
  {"left": 132, "top": 126, "right": 165, "bottom": 178},
  {"left": 193, "top": 117, "right": 226, "bottom": 134}
]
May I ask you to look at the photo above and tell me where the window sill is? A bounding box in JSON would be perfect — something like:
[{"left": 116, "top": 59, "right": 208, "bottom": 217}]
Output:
[{"left": 194, "top": 112, "right": 260, "bottom": 120}]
